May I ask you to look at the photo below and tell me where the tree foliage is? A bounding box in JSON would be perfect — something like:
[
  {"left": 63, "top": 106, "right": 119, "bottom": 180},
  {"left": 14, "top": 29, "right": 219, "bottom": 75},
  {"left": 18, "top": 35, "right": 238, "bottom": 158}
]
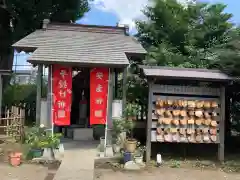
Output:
[
  {"left": 131, "top": 0, "right": 237, "bottom": 108},
  {"left": 136, "top": 0, "right": 234, "bottom": 68},
  {"left": 2, "top": 81, "right": 48, "bottom": 124},
  {"left": 2, "top": 83, "right": 47, "bottom": 108},
  {"left": 132, "top": 0, "right": 240, "bottom": 133},
  {"left": 0, "top": 0, "right": 90, "bottom": 74},
  {"left": 6, "top": 0, "right": 90, "bottom": 41}
]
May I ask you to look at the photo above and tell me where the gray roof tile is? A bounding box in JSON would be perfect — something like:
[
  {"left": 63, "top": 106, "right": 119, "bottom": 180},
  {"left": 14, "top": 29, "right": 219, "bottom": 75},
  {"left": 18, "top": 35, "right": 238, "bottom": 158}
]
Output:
[{"left": 13, "top": 24, "right": 146, "bottom": 66}]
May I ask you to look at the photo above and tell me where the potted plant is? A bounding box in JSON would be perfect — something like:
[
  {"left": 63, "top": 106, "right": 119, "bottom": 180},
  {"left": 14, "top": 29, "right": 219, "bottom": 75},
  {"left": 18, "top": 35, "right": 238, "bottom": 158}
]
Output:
[
  {"left": 122, "top": 104, "right": 138, "bottom": 153},
  {"left": 24, "top": 124, "right": 46, "bottom": 158},
  {"left": 40, "top": 132, "right": 62, "bottom": 160},
  {"left": 123, "top": 120, "right": 137, "bottom": 153},
  {"left": 112, "top": 118, "right": 125, "bottom": 153},
  {"left": 9, "top": 151, "right": 22, "bottom": 166},
  {"left": 133, "top": 142, "right": 146, "bottom": 164}
]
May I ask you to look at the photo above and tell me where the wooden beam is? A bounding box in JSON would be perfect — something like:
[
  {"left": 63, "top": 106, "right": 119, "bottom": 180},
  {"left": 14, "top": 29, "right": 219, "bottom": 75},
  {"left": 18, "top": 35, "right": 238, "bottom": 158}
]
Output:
[
  {"left": 107, "top": 68, "right": 114, "bottom": 129},
  {"left": 106, "top": 68, "right": 114, "bottom": 146},
  {"left": 122, "top": 67, "right": 127, "bottom": 115},
  {"left": 218, "top": 86, "right": 225, "bottom": 161},
  {"left": 0, "top": 74, "right": 2, "bottom": 118},
  {"left": 114, "top": 68, "right": 118, "bottom": 98},
  {"left": 152, "top": 84, "right": 220, "bottom": 96},
  {"left": 146, "top": 80, "right": 153, "bottom": 164},
  {"left": 36, "top": 64, "right": 43, "bottom": 125}
]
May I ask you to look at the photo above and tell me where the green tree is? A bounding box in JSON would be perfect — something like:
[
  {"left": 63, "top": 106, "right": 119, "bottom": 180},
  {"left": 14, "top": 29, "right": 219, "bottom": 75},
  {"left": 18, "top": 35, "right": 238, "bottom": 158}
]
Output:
[
  {"left": 136, "top": 0, "right": 234, "bottom": 68},
  {"left": 2, "top": 80, "right": 48, "bottom": 125},
  {"left": 131, "top": 0, "right": 236, "bottom": 112},
  {"left": 134, "top": 0, "right": 240, "bottom": 136},
  {"left": 0, "top": 0, "right": 90, "bottom": 82}
]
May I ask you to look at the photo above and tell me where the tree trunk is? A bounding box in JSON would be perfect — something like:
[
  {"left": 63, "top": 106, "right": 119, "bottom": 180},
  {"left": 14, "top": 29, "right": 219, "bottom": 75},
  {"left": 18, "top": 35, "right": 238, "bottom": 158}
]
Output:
[{"left": 0, "top": 8, "right": 14, "bottom": 87}]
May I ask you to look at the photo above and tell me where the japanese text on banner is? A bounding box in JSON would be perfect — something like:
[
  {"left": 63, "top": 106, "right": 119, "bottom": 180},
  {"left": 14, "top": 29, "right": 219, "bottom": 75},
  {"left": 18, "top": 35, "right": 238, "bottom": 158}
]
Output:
[
  {"left": 90, "top": 68, "right": 109, "bottom": 125},
  {"left": 52, "top": 65, "right": 72, "bottom": 126}
]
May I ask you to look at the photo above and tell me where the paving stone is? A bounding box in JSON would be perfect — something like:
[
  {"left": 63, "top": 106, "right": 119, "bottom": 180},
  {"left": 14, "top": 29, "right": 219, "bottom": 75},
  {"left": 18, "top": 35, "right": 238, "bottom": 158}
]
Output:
[{"left": 124, "top": 161, "right": 141, "bottom": 170}]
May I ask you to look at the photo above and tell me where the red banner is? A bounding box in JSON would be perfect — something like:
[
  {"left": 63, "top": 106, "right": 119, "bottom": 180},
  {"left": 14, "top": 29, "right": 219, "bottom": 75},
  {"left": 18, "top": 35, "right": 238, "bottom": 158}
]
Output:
[
  {"left": 52, "top": 65, "right": 72, "bottom": 126},
  {"left": 90, "top": 68, "right": 109, "bottom": 125}
]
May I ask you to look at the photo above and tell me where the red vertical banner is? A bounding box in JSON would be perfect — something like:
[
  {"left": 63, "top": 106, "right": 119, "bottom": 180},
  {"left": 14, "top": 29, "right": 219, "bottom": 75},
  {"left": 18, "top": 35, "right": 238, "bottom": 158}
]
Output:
[
  {"left": 52, "top": 65, "right": 72, "bottom": 126},
  {"left": 90, "top": 68, "right": 109, "bottom": 125}
]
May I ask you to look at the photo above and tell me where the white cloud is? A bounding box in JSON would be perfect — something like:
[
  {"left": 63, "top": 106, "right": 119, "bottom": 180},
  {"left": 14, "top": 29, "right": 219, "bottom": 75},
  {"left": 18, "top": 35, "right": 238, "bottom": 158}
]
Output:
[
  {"left": 92, "top": 0, "right": 148, "bottom": 30},
  {"left": 91, "top": 0, "right": 196, "bottom": 30}
]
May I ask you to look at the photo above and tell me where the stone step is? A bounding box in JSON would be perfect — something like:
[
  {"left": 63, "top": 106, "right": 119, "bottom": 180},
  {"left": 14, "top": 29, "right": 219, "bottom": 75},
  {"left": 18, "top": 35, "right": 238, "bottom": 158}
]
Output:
[{"left": 73, "top": 128, "right": 93, "bottom": 141}]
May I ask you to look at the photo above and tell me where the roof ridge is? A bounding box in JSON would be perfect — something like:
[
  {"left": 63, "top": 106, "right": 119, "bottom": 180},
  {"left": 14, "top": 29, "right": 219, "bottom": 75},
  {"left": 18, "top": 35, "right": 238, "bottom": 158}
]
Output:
[
  {"left": 49, "top": 22, "right": 126, "bottom": 30},
  {"left": 141, "top": 65, "right": 223, "bottom": 73},
  {"left": 47, "top": 23, "right": 127, "bottom": 35}
]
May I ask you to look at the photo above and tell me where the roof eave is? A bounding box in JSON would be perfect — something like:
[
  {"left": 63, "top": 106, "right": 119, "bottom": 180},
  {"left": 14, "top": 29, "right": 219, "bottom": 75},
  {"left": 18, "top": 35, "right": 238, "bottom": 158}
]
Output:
[
  {"left": 141, "top": 66, "right": 232, "bottom": 82},
  {"left": 27, "top": 59, "right": 129, "bottom": 68},
  {"left": 13, "top": 46, "right": 37, "bottom": 53},
  {"left": 145, "top": 75, "right": 232, "bottom": 82}
]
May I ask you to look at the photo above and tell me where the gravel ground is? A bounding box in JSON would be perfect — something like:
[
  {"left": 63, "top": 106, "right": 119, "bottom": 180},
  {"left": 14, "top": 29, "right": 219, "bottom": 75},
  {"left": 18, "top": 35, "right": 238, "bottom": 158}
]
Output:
[
  {"left": 0, "top": 163, "right": 49, "bottom": 180},
  {"left": 1, "top": 163, "right": 240, "bottom": 180},
  {"left": 95, "top": 167, "right": 240, "bottom": 180}
]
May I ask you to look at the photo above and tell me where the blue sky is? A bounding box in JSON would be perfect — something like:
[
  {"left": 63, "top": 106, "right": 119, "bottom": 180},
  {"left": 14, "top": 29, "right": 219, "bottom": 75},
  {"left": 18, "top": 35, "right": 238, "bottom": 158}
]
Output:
[
  {"left": 77, "top": 0, "right": 240, "bottom": 27},
  {"left": 14, "top": 0, "right": 240, "bottom": 70}
]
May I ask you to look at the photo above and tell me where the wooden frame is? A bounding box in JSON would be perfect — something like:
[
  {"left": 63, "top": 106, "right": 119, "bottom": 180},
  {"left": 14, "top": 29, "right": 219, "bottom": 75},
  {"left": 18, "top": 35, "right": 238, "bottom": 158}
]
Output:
[
  {"left": 145, "top": 79, "right": 228, "bottom": 164},
  {"left": 146, "top": 80, "right": 153, "bottom": 163}
]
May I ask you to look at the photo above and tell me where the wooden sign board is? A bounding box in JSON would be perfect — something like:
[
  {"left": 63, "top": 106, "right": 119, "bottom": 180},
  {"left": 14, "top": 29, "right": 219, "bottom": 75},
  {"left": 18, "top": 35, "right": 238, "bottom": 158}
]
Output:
[
  {"left": 152, "top": 85, "right": 220, "bottom": 96},
  {"left": 150, "top": 84, "right": 221, "bottom": 144}
]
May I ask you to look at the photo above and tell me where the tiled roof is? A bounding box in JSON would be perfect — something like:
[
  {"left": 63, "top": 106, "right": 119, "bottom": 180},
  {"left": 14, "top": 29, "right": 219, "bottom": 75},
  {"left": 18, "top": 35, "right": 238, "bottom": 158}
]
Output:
[
  {"left": 141, "top": 66, "right": 231, "bottom": 81},
  {"left": 13, "top": 23, "right": 146, "bottom": 67}
]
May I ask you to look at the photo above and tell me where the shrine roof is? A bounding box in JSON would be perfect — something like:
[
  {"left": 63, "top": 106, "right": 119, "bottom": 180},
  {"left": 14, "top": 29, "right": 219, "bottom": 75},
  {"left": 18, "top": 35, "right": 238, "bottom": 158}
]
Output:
[
  {"left": 141, "top": 66, "right": 232, "bottom": 82},
  {"left": 12, "top": 23, "right": 146, "bottom": 67}
]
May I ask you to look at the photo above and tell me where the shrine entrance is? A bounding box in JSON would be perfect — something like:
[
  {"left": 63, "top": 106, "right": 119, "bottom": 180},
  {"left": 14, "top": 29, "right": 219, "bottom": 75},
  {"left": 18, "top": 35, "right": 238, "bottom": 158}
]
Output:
[
  {"left": 54, "top": 66, "right": 109, "bottom": 141},
  {"left": 12, "top": 20, "right": 146, "bottom": 142},
  {"left": 71, "top": 68, "right": 90, "bottom": 128},
  {"left": 55, "top": 67, "right": 92, "bottom": 140}
]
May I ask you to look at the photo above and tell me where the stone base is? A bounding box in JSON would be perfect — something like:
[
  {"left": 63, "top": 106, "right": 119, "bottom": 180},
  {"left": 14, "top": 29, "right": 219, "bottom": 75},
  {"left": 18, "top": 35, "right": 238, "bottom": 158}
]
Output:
[
  {"left": 66, "top": 128, "right": 73, "bottom": 138},
  {"left": 73, "top": 128, "right": 93, "bottom": 141},
  {"left": 31, "top": 157, "right": 61, "bottom": 165},
  {"left": 124, "top": 161, "right": 145, "bottom": 170}
]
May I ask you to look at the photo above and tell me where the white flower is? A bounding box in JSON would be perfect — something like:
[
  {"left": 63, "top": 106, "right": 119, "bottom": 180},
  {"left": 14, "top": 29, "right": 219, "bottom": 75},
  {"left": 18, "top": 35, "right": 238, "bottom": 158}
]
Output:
[{"left": 40, "top": 124, "right": 45, "bottom": 128}]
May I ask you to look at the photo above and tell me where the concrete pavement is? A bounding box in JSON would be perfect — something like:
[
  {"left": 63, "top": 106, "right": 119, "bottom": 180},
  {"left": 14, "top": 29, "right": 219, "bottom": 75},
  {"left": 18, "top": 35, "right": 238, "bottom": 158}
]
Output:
[{"left": 53, "top": 139, "right": 98, "bottom": 180}]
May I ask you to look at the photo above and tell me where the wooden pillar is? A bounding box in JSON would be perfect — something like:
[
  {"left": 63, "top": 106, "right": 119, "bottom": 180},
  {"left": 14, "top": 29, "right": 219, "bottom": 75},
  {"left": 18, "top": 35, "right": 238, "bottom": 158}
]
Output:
[
  {"left": 114, "top": 69, "right": 118, "bottom": 99},
  {"left": 122, "top": 67, "right": 127, "bottom": 114},
  {"left": 36, "top": 64, "right": 43, "bottom": 126},
  {"left": 47, "top": 65, "right": 52, "bottom": 129},
  {"left": 218, "top": 85, "right": 226, "bottom": 161},
  {"left": 225, "top": 85, "right": 231, "bottom": 141},
  {"left": 146, "top": 80, "right": 153, "bottom": 163},
  {"left": 106, "top": 68, "right": 114, "bottom": 143},
  {"left": 0, "top": 74, "right": 2, "bottom": 118}
]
